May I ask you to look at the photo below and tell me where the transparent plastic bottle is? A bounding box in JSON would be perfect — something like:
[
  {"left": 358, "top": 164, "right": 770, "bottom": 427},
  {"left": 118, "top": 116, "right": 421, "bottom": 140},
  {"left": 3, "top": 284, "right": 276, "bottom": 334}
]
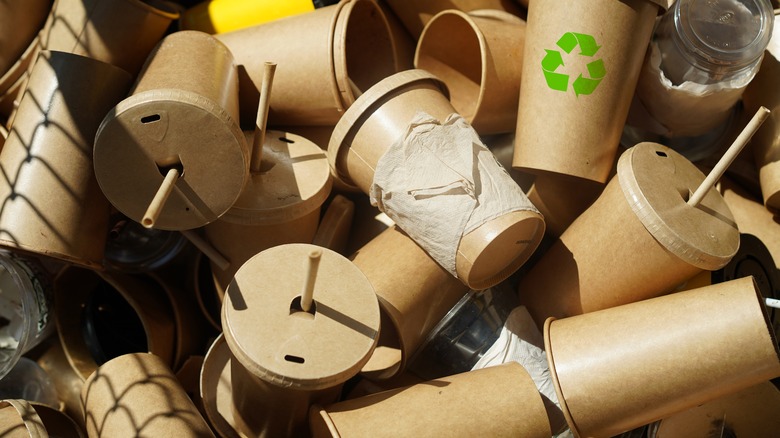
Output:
[
  {"left": 625, "top": 0, "right": 774, "bottom": 161},
  {"left": 0, "top": 251, "right": 54, "bottom": 380}
]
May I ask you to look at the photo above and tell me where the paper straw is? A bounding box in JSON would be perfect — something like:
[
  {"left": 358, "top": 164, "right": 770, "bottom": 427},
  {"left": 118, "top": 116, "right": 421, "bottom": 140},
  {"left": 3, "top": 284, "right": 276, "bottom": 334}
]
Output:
[
  {"left": 142, "top": 168, "right": 179, "bottom": 228},
  {"left": 181, "top": 230, "right": 230, "bottom": 271},
  {"left": 250, "top": 62, "right": 276, "bottom": 173},
  {"left": 301, "top": 249, "right": 322, "bottom": 312},
  {"left": 688, "top": 106, "right": 770, "bottom": 207}
]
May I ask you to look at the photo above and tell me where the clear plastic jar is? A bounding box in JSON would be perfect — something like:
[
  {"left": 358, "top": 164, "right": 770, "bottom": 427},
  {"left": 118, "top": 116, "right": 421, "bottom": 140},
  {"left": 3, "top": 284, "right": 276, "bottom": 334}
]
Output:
[
  {"left": 625, "top": 0, "right": 774, "bottom": 159},
  {"left": 657, "top": 0, "right": 774, "bottom": 85},
  {"left": 0, "top": 251, "right": 53, "bottom": 380}
]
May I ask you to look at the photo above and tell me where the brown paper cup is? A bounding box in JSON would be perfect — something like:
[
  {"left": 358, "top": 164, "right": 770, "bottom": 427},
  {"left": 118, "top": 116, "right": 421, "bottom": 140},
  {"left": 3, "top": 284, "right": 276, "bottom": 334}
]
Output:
[
  {"left": 94, "top": 31, "right": 248, "bottom": 231},
  {"left": 312, "top": 194, "right": 355, "bottom": 255},
  {"left": 207, "top": 211, "right": 321, "bottom": 294},
  {"left": 149, "top": 268, "right": 213, "bottom": 371},
  {"left": 0, "top": 51, "right": 131, "bottom": 269},
  {"left": 352, "top": 225, "right": 469, "bottom": 380},
  {"left": 652, "top": 381, "right": 780, "bottom": 437},
  {"left": 742, "top": 14, "right": 780, "bottom": 211},
  {"left": 343, "top": 197, "right": 393, "bottom": 256},
  {"left": 82, "top": 353, "right": 214, "bottom": 438},
  {"left": 518, "top": 143, "right": 740, "bottom": 326},
  {"left": 1, "top": 33, "right": 42, "bottom": 131},
  {"left": 35, "top": 338, "right": 87, "bottom": 431},
  {"left": 383, "top": 0, "right": 525, "bottom": 39},
  {"left": 26, "top": 403, "right": 84, "bottom": 438},
  {"left": 0, "top": 400, "right": 83, "bottom": 438},
  {"left": 545, "top": 277, "right": 780, "bottom": 438},
  {"left": 525, "top": 170, "right": 604, "bottom": 237},
  {"left": 205, "top": 130, "right": 332, "bottom": 292},
  {"left": 217, "top": 0, "right": 397, "bottom": 127},
  {"left": 191, "top": 252, "right": 222, "bottom": 331},
  {"left": 0, "top": 0, "right": 49, "bottom": 80},
  {"left": 415, "top": 9, "right": 526, "bottom": 135},
  {"left": 513, "top": 0, "right": 658, "bottom": 183},
  {"left": 310, "top": 362, "right": 552, "bottom": 438},
  {"left": 343, "top": 371, "right": 425, "bottom": 400},
  {"left": 328, "top": 70, "right": 456, "bottom": 193},
  {"left": 221, "top": 244, "right": 380, "bottom": 437},
  {"left": 54, "top": 267, "right": 176, "bottom": 381},
  {"left": 0, "top": 399, "right": 47, "bottom": 437},
  {"left": 41, "top": 0, "right": 179, "bottom": 76},
  {"left": 0, "top": 66, "right": 31, "bottom": 123},
  {"left": 370, "top": 0, "right": 416, "bottom": 70},
  {"left": 328, "top": 70, "right": 453, "bottom": 194},
  {"left": 720, "top": 178, "right": 780, "bottom": 269},
  {"left": 330, "top": 69, "right": 545, "bottom": 289}
]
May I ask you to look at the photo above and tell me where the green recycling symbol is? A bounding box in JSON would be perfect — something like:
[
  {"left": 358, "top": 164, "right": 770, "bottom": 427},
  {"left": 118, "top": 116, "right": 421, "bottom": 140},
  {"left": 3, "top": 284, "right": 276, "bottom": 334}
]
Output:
[{"left": 541, "top": 32, "right": 606, "bottom": 96}]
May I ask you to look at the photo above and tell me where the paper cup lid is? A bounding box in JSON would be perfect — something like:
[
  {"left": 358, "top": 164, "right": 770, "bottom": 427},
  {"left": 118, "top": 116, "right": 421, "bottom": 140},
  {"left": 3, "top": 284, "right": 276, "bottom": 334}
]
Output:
[
  {"left": 94, "top": 89, "right": 249, "bottom": 230},
  {"left": 327, "top": 69, "right": 449, "bottom": 187},
  {"left": 617, "top": 143, "right": 739, "bottom": 270},
  {"left": 219, "top": 130, "right": 331, "bottom": 225},
  {"left": 222, "top": 244, "right": 379, "bottom": 391},
  {"left": 200, "top": 334, "right": 240, "bottom": 438}
]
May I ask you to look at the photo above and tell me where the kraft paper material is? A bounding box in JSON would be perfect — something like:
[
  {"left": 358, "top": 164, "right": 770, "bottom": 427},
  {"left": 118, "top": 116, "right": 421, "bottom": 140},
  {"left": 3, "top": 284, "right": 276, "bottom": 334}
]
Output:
[{"left": 370, "top": 112, "right": 538, "bottom": 276}]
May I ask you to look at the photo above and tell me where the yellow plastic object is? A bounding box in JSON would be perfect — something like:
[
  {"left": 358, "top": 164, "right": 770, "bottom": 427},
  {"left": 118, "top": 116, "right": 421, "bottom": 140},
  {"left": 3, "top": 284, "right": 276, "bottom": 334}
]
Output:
[{"left": 181, "top": 0, "right": 315, "bottom": 34}]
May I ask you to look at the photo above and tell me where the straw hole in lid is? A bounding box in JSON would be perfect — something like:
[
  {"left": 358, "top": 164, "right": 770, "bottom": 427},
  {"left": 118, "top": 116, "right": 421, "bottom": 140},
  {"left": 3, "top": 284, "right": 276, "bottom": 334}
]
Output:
[
  {"left": 156, "top": 158, "right": 184, "bottom": 178},
  {"left": 141, "top": 114, "right": 161, "bottom": 124},
  {"left": 656, "top": 150, "right": 668, "bottom": 157},
  {"left": 679, "top": 188, "right": 692, "bottom": 202},
  {"left": 289, "top": 295, "right": 316, "bottom": 317},
  {"left": 278, "top": 137, "right": 295, "bottom": 144},
  {"left": 284, "top": 354, "right": 305, "bottom": 364}
]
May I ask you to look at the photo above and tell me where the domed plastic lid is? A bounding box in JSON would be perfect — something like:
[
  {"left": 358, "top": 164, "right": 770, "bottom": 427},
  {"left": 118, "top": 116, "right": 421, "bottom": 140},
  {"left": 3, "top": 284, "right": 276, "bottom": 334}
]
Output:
[
  {"left": 219, "top": 130, "right": 331, "bottom": 225},
  {"left": 617, "top": 142, "right": 739, "bottom": 270},
  {"left": 677, "top": 0, "right": 774, "bottom": 70},
  {"left": 94, "top": 89, "right": 249, "bottom": 231},
  {"left": 222, "top": 244, "right": 379, "bottom": 391}
]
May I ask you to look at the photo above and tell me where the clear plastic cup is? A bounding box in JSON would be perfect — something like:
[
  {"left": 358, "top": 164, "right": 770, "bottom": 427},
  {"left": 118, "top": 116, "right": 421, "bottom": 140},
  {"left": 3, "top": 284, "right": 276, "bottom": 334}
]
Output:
[
  {"left": 0, "top": 251, "right": 53, "bottom": 380},
  {"left": 657, "top": 0, "right": 774, "bottom": 85},
  {"left": 0, "top": 357, "right": 59, "bottom": 407}
]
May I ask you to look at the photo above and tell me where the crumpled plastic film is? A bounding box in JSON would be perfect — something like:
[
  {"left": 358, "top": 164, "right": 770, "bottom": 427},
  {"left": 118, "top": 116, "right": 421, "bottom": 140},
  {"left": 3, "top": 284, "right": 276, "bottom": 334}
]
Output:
[
  {"left": 633, "top": 42, "right": 752, "bottom": 138},
  {"left": 370, "top": 112, "right": 538, "bottom": 276},
  {"left": 471, "top": 306, "right": 571, "bottom": 437}
]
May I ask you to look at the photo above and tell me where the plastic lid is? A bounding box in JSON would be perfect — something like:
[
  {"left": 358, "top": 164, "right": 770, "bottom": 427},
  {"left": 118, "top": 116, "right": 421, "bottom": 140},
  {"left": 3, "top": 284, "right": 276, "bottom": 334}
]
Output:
[
  {"left": 675, "top": 0, "right": 774, "bottom": 71},
  {"left": 222, "top": 244, "right": 379, "bottom": 391}
]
